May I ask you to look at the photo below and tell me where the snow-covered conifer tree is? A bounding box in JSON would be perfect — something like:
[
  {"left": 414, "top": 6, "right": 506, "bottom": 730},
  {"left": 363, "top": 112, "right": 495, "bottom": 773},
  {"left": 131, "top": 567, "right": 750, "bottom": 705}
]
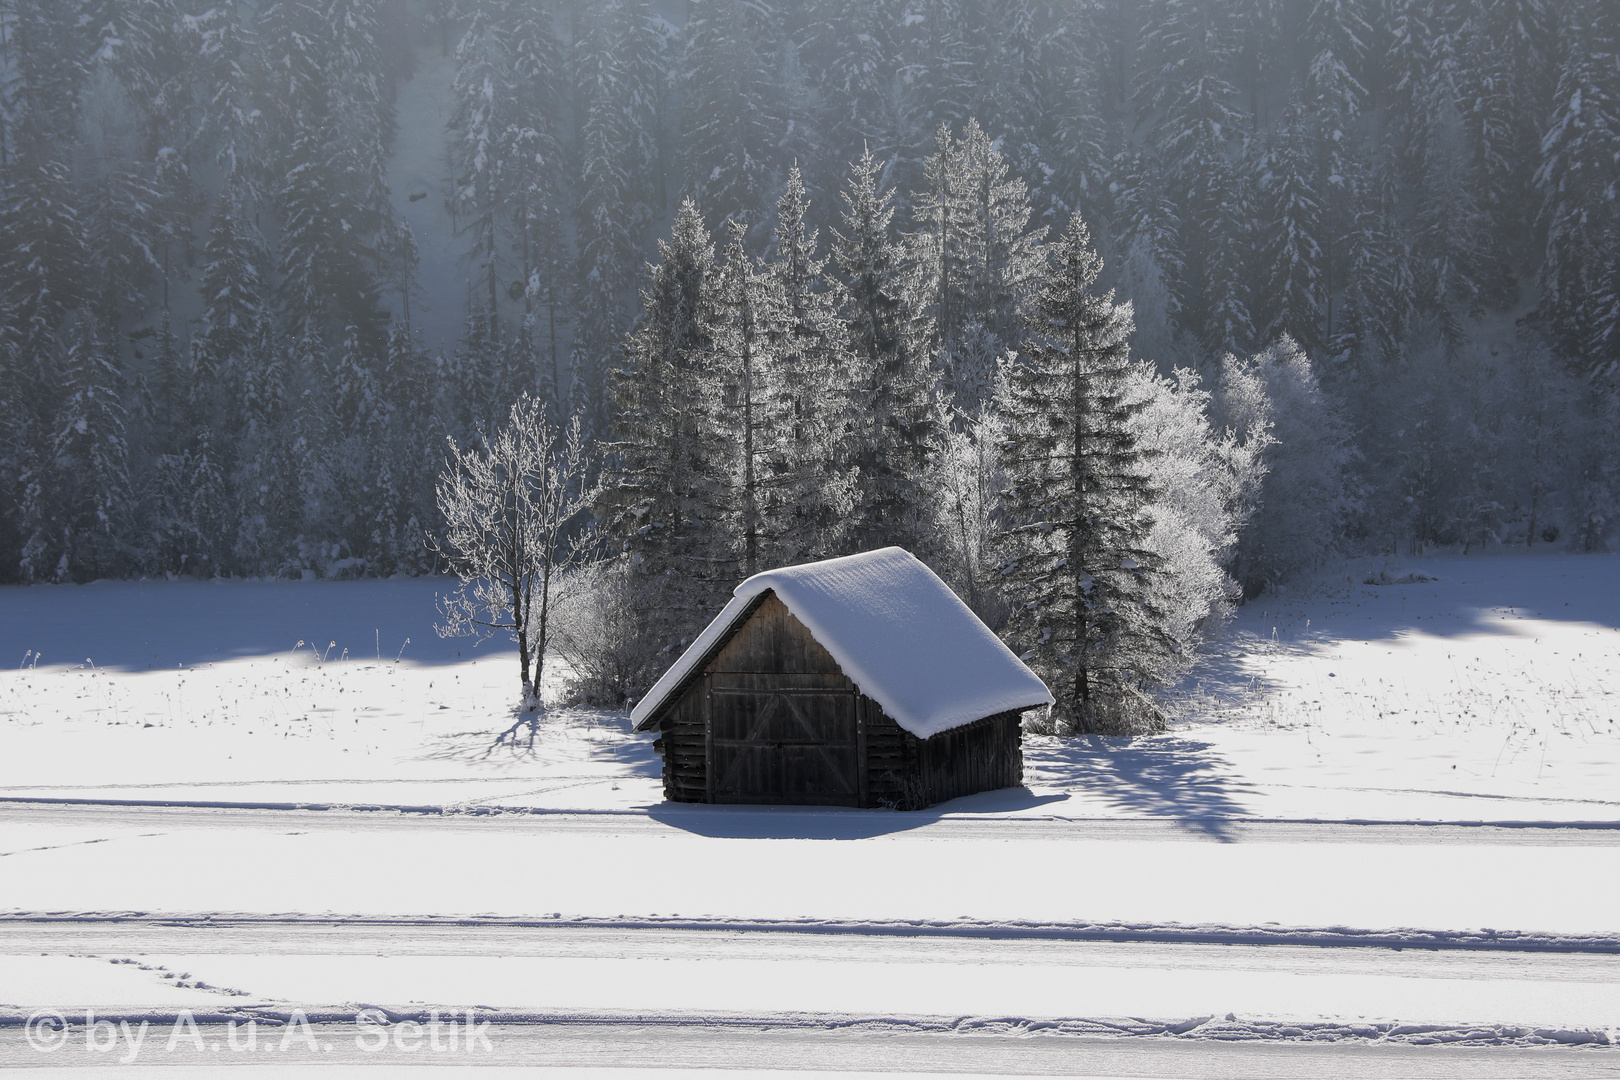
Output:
[
  {"left": 200, "top": 183, "right": 267, "bottom": 428},
  {"left": 601, "top": 200, "right": 736, "bottom": 671},
  {"left": 380, "top": 325, "right": 442, "bottom": 572},
  {"left": 894, "top": 0, "right": 977, "bottom": 161},
  {"left": 0, "top": 3, "right": 96, "bottom": 578},
  {"left": 763, "top": 167, "right": 857, "bottom": 564},
  {"left": 1131, "top": 0, "right": 1245, "bottom": 347},
  {"left": 500, "top": 0, "right": 568, "bottom": 404},
  {"left": 262, "top": 0, "right": 392, "bottom": 349},
  {"left": 323, "top": 324, "right": 392, "bottom": 568},
  {"left": 1460, "top": 0, "right": 1556, "bottom": 306},
  {"left": 994, "top": 215, "right": 1172, "bottom": 735},
  {"left": 1535, "top": 0, "right": 1620, "bottom": 379},
  {"left": 711, "top": 217, "right": 778, "bottom": 578},
  {"left": 196, "top": 4, "right": 258, "bottom": 193},
  {"left": 1255, "top": 102, "right": 1328, "bottom": 353},
  {"left": 231, "top": 324, "right": 299, "bottom": 573},
  {"left": 829, "top": 148, "right": 943, "bottom": 557},
  {"left": 571, "top": 0, "right": 639, "bottom": 440},
  {"left": 934, "top": 406, "right": 1004, "bottom": 622},
  {"left": 905, "top": 119, "right": 1047, "bottom": 415},
  {"left": 448, "top": 1, "right": 510, "bottom": 337},
  {"left": 802, "top": 0, "right": 896, "bottom": 170},
  {"left": 1337, "top": 153, "right": 1415, "bottom": 368},
  {"left": 19, "top": 314, "right": 132, "bottom": 582},
  {"left": 680, "top": 0, "right": 783, "bottom": 222}
]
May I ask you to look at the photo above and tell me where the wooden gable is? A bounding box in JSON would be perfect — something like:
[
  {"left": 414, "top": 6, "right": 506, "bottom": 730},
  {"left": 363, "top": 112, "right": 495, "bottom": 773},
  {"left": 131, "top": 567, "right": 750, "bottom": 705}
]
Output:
[{"left": 708, "top": 591, "right": 843, "bottom": 676}]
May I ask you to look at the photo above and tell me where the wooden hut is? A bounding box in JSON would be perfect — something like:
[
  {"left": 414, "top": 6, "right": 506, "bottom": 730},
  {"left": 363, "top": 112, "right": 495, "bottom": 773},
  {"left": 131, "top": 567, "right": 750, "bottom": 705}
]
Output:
[{"left": 631, "top": 547, "right": 1053, "bottom": 809}]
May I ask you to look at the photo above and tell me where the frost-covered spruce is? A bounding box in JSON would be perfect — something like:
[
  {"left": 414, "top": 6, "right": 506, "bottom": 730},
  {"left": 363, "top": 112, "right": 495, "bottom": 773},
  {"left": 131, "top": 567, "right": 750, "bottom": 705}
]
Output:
[
  {"left": 200, "top": 182, "right": 269, "bottom": 452},
  {"left": 830, "top": 148, "right": 944, "bottom": 559},
  {"left": 261, "top": 0, "right": 393, "bottom": 349},
  {"left": 601, "top": 200, "right": 736, "bottom": 664},
  {"left": 1536, "top": 0, "right": 1620, "bottom": 379},
  {"left": 680, "top": 0, "right": 782, "bottom": 223},
  {"left": 448, "top": 1, "right": 509, "bottom": 332},
  {"left": 379, "top": 324, "right": 443, "bottom": 573},
  {"left": 904, "top": 119, "right": 1046, "bottom": 416},
  {"left": 19, "top": 313, "right": 131, "bottom": 583},
  {"left": 764, "top": 166, "right": 858, "bottom": 565},
  {"left": 0, "top": 105, "right": 90, "bottom": 568},
  {"left": 500, "top": 0, "right": 568, "bottom": 384},
  {"left": 230, "top": 323, "right": 299, "bottom": 573},
  {"left": 1255, "top": 101, "right": 1327, "bottom": 353},
  {"left": 800, "top": 0, "right": 893, "bottom": 172},
  {"left": 711, "top": 216, "right": 777, "bottom": 579},
  {"left": 1130, "top": 0, "right": 1245, "bottom": 348},
  {"left": 893, "top": 0, "right": 978, "bottom": 148},
  {"left": 994, "top": 215, "right": 1174, "bottom": 736},
  {"left": 571, "top": 0, "right": 637, "bottom": 443},
  {"left": 324, "top": 324, "right": 394, "bottom": 570},
  {"left": 1461, "top": 0, "right": 1556, "bottom": 308}
]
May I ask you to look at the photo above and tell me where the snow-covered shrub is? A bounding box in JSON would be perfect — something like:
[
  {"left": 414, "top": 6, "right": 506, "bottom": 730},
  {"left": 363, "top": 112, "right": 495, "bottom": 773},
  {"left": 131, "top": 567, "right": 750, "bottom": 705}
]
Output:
[
  {"left": 931, "top": 406, "right": 1008, "bottom": 627},
  {"left": 550, "top": 559, "right": 669, "bottom": 709},
  {"left": 1125, "top": 364, "right": 1258, "bottom": 644},
  {"left": 1216, "top": 336, "right": 1354, "bottom": 596}
]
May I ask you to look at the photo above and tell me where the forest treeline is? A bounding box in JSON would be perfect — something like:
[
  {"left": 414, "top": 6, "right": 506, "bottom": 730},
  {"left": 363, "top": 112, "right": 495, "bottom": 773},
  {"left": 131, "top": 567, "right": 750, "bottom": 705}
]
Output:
[{"left": 0, "top": 0, "right": 1616, "bottom": 607}]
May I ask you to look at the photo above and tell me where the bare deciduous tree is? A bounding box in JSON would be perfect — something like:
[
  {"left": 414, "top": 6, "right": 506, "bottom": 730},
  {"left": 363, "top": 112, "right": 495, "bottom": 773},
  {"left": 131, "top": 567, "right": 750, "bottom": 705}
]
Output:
[{"left": 435, "top": 396, "right": 597, "bottom": 711}]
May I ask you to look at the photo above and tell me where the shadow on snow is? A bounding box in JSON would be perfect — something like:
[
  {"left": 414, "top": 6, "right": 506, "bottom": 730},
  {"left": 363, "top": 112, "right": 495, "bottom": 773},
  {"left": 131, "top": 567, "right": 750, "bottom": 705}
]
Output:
[
  {"left": 0, "top": 577, "right": 506, "bottom": 672},
  {"left": 414, "top": 708, "right": 662, "bottom": 778},
  {"left": 647, "top": 788, "right": 1070, "bottom": 840},
  {"left": 1025, "top": 734, "right": 1257, "bottom": 840}
]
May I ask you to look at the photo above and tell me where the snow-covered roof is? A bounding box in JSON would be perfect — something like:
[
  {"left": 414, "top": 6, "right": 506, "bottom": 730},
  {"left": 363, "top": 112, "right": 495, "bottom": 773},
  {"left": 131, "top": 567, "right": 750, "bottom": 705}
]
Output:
[{"left": 630, "top": 547, "right": 1053, "bottom": 738}]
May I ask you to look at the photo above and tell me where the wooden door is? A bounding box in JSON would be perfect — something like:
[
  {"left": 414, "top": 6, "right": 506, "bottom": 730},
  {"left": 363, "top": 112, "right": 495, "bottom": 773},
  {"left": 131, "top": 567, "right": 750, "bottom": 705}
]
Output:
[{"left": 708, "top": 675, "right": 859, "bottom": 805}]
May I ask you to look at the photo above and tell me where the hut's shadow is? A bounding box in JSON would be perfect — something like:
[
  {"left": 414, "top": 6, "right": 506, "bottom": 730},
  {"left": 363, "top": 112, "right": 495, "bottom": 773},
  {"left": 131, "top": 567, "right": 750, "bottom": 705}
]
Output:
[{"left": 647, "top": 788, "right": 1068, "bottom": 840}]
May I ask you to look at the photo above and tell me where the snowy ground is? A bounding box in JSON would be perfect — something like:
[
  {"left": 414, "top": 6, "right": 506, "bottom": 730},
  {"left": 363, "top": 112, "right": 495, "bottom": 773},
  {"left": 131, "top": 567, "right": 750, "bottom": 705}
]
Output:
[
  {"left": 2, "top": 555, "right": 1619, "bottom": 1073},
  {"left": 2, "top": 553, "right": 1617, "bottom": 823},
  {"left": 1147, "top": 551, "right": 1620, "bottom": 825},
  {"left": 0, "top": 577, "right": 642, "bottom": 812}
]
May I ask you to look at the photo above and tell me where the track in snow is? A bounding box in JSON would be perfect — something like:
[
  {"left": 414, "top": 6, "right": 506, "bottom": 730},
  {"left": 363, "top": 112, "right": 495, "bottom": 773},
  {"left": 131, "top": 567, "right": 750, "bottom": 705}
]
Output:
[{"left": 4, "top": 800, "right": 1620, "bottom": 844}]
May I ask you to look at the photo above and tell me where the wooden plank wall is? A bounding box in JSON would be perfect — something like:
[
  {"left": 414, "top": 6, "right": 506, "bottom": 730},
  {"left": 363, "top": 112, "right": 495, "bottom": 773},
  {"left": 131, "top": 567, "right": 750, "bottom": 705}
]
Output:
[
  {"left": 915, "top": 711, "right": 1024, "bottom": 807},
  {"left": 659, "top": 591, "right": 849, "bottom": 803},
  {"left": 653, "top": 589, "right": 1027, "bottom": 808}
]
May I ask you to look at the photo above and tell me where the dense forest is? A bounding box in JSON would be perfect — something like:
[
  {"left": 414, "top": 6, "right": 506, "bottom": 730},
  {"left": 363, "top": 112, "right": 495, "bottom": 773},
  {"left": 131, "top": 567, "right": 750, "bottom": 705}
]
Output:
[{"left": 1, "top": 0, "right": 1616, "bottom": 654}]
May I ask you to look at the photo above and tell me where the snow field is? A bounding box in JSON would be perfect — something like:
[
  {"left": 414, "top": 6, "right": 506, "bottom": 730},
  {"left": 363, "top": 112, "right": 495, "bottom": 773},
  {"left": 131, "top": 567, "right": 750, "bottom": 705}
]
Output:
[
  {"left": 2, "top": 555, "right": 1619, "bottom": 947},
  {"left": 4, "top": 554, "right": 1618, "bottom": 824},
  {"left": 3, "top": 816, "right": 1617, "bottom": 936},
  {"left": 9, "top": 949, "right": 1619, "bottom": 1031},
  {"left": 0, "top": 577, "right": 656, "bottom": 810},
  {"left": 0, "top": 656, "right": 648, "bottom": 812},
  {"left": 0, "top": 1067, "right": 1180, "bottom": 1080}
]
